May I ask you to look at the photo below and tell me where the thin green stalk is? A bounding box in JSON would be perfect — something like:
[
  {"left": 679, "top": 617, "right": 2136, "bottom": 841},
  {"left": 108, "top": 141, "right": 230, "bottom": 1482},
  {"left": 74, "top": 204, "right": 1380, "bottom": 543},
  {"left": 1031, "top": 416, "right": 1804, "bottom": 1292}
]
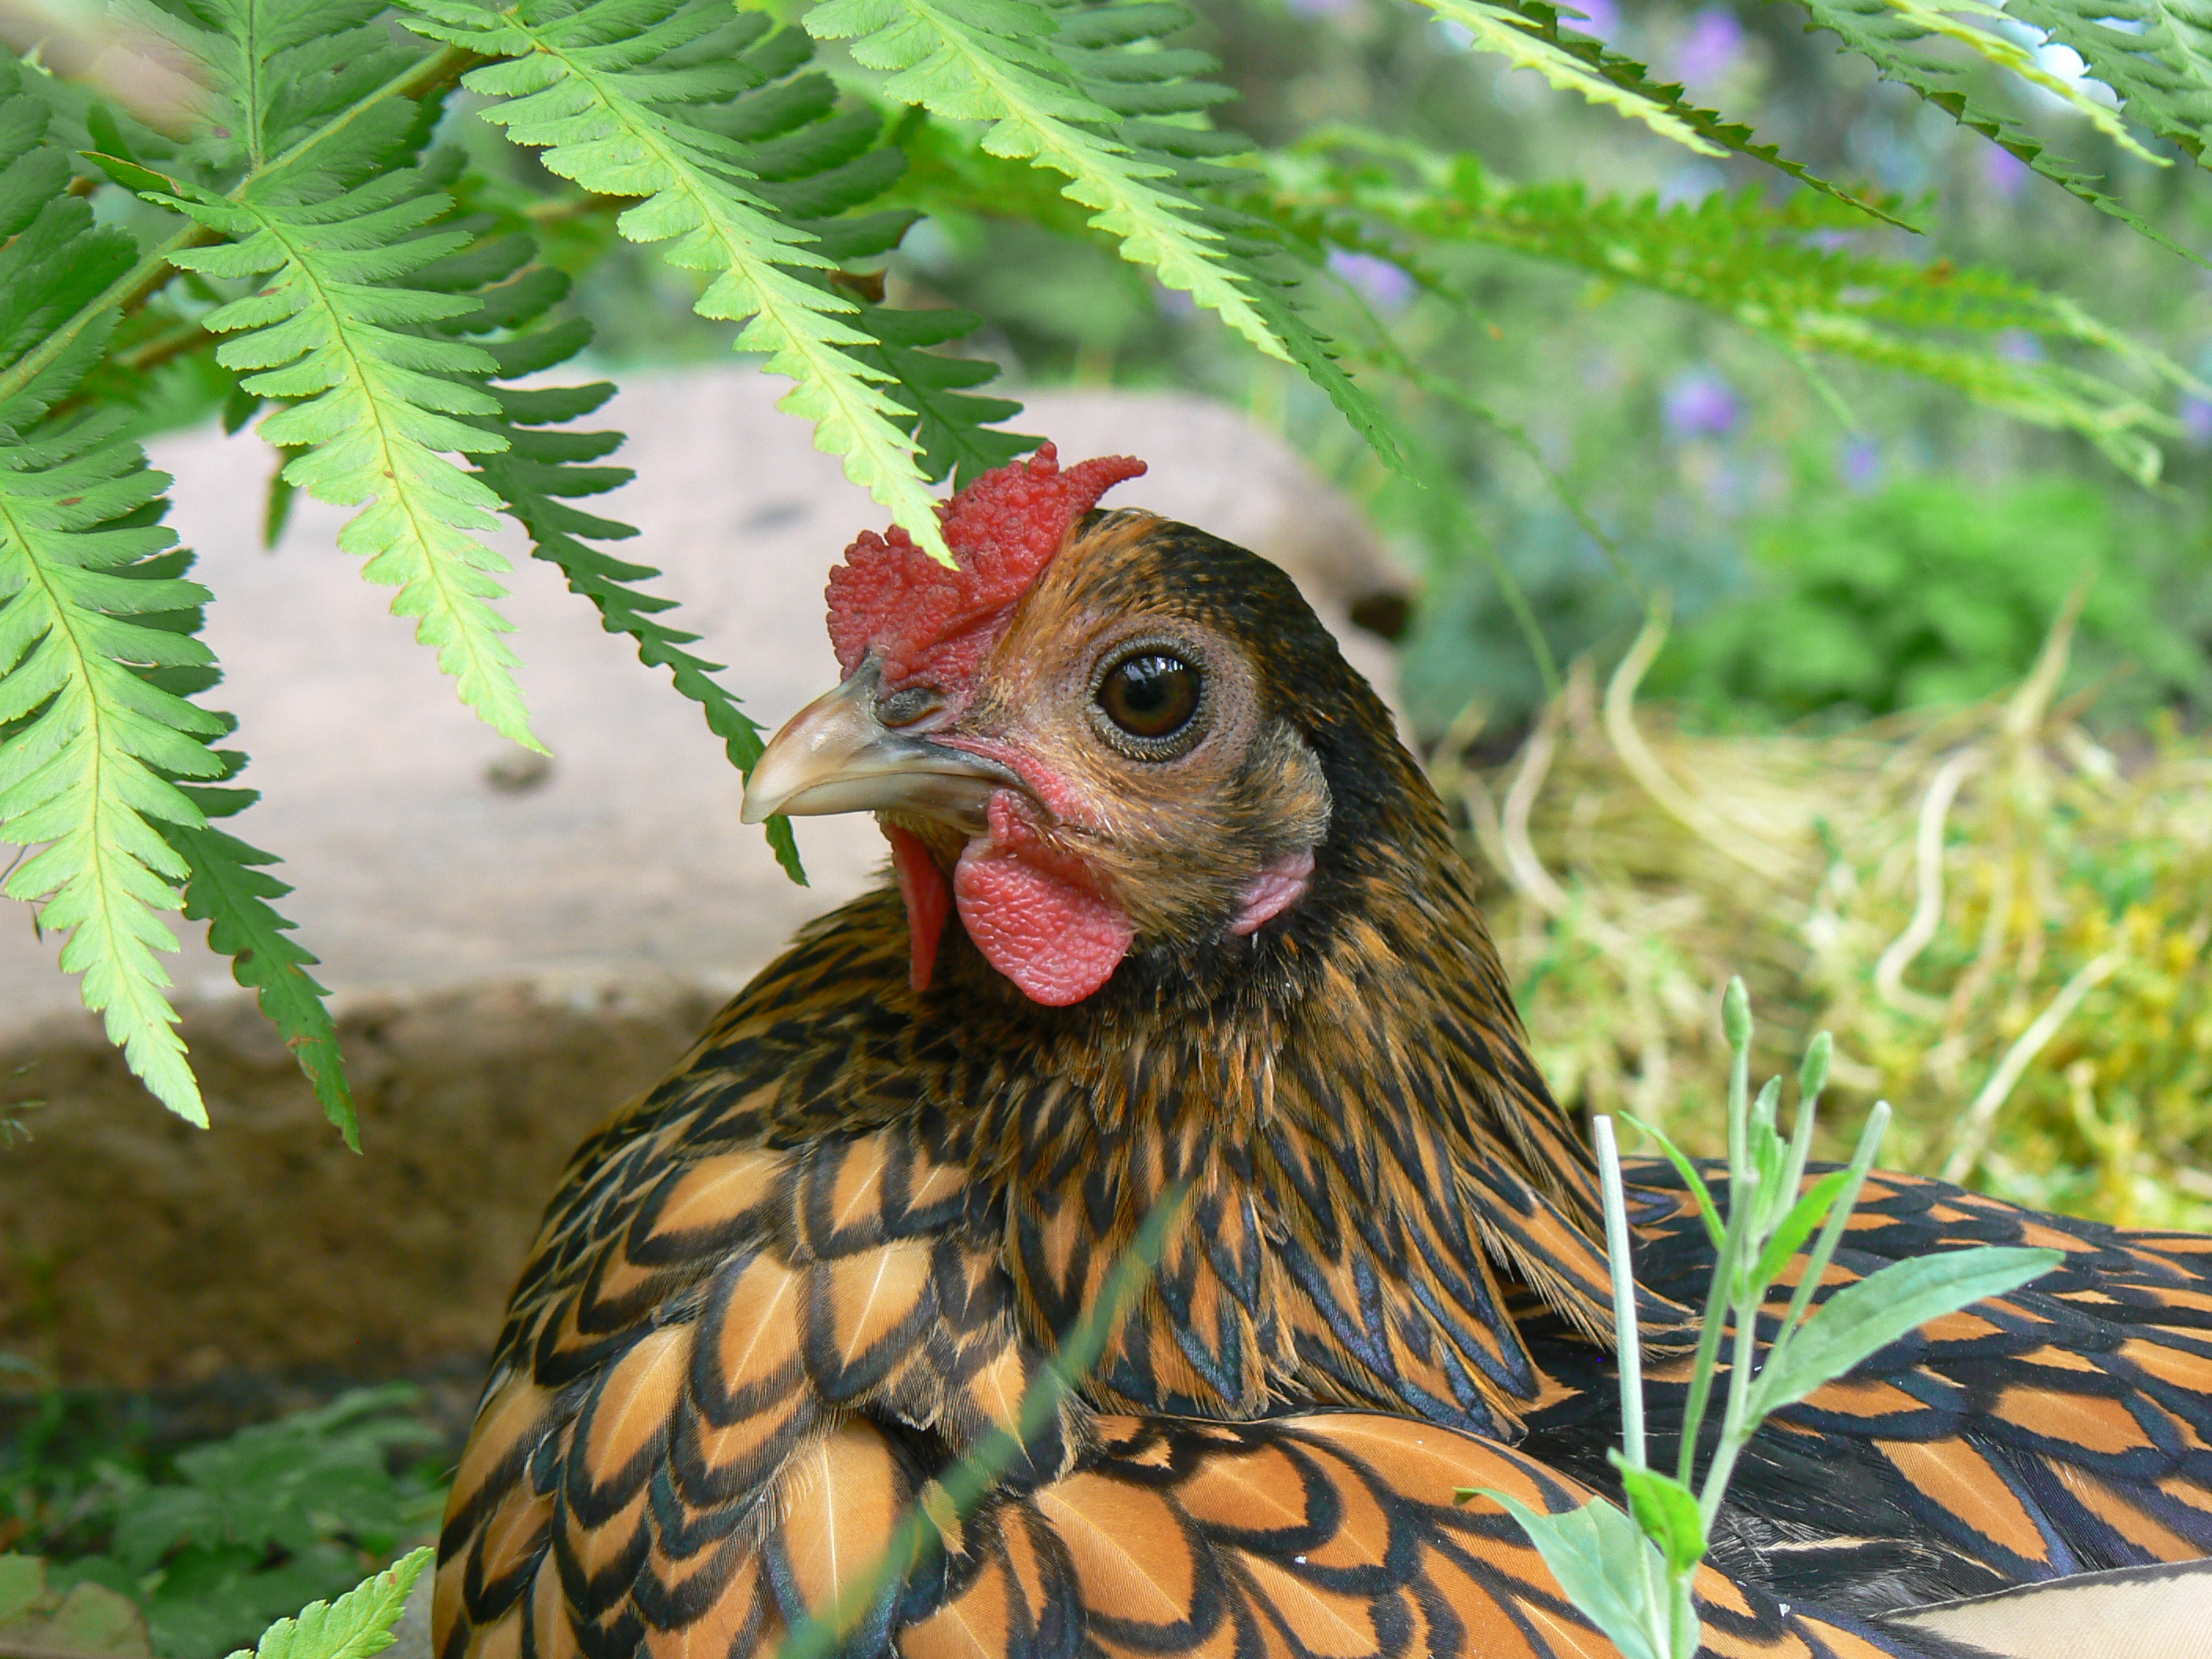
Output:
[
  {"left": 0, "top": 43, "right": 481, "bottom": 415},
  {"left": 1592, "top": 1115, "right": 1644, "bottom": 1468},
  {"left": 1700, "top": 1165, "right": 1764, "bottom": 1532},
  {"left": 771, "top": 1185, "right": 1191, "bottom": 1659},
  {"left": 1593, "top": 1115, "right": 1674, "bottom": 1657},
  {"left": 1673, "top": 1170, "right": 1749, "bottom": 1486},
  {"left": 1778, "top": 1102, "right": 1892, "bottom": 1341},
  {"left": 1723, "top": 979, "right": 1751, "bottom": 1196},
  {"left": 1781, "top": 1035, "right": 1829, "bottom": 1206},
  {"left": 1323, "top": 284, "right": 1562, "bottom": 698}
]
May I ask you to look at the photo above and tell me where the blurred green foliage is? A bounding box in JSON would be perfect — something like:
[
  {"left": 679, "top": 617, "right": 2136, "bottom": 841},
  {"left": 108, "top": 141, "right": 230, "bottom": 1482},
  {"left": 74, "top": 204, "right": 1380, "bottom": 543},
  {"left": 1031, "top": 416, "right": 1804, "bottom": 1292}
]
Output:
[
  {"left": 2, "top": 1388, "right": 441, "bottom": 1659},
  {"left": 1654, "top": 477, "right": 2212, "bottom": 725}
]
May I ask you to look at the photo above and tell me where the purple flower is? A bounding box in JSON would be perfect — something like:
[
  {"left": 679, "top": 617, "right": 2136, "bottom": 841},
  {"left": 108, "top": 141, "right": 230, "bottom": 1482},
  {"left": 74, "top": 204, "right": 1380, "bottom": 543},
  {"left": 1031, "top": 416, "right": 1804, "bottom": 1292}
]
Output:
[
  {"left": 1981, "top": 144, "right": 2031, "bottom": 200},
  {"left": 1673, "top": 8, "right": 1744, "bottom": 90},
  {"left": 1840, "top": 436, "right": 1883, "bottom": 493},
  {"left": 1663, "top": 368, "right": 1738, "bottom": 439},
  {"left": 1327, "top": 248, "right": 1415, "bottom": 312},
  {"left": 1995, "top": 328, "right": 2045, "bottom": 364},
  {"left": 1287, "top": 0, "right": 1359, "bottom": 15},
  {"left": 1558, "top": 0, "right": 1619, "bottom": 41},
  {"left": 2182, "top": 396, "right": 2212, "bottom": 449}
]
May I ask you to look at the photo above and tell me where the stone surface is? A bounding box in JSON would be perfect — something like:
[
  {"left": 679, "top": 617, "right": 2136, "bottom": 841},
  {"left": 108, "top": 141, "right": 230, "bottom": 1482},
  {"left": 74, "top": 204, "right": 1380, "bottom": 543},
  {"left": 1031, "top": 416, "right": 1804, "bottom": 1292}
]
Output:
[{"left": 0, "top": 368, "right": 1406, "bottom": 1387}]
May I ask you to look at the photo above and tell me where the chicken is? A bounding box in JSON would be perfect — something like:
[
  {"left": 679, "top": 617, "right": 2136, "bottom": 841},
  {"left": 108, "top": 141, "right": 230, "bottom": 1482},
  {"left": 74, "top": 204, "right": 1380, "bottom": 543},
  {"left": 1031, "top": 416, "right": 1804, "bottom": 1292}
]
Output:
[{"left": 433, "top": 445, "right": 2212, "bottom": 1659}]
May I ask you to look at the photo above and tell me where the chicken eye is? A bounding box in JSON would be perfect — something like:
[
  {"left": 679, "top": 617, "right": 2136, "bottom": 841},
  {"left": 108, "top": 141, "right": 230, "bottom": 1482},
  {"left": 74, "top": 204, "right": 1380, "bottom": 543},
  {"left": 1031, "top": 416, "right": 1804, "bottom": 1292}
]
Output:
[{"left": 1098, "top": 651, "right": 1199, "bottom": 743}]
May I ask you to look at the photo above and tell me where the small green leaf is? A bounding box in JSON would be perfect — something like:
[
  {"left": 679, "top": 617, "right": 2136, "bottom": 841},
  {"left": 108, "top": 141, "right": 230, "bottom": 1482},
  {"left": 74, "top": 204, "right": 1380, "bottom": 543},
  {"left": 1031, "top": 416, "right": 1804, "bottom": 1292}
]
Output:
[
  {"left": 1750, "top": 1247, "right": 2061, "bottom": 1417},
  {"left": 1626, "top": 1112, "right": 1724, "bottom": 1249},
  {"left": 1459, "top": 1490, "right": 1665, "bottom": 1659},
  {"left": 222, "top": 1547, "right": 430, "bottom": 1659},
  {"left": 1610, "top": 1458, "right": 1708, "bottom": 1575},
  {"left": 1747, "top": 1170, "right": 1852, "bottom": 1295},
  {"left": 167, "top": 815, "right": 355, "bottom": 1148}
]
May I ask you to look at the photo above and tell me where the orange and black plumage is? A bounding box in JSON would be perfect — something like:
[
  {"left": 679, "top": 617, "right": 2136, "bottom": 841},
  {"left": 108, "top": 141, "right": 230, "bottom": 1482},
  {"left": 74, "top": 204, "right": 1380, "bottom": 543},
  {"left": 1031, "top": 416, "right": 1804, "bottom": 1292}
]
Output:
[{"left": 434, "top": 445, "right": 2212, "bottom": 1659}]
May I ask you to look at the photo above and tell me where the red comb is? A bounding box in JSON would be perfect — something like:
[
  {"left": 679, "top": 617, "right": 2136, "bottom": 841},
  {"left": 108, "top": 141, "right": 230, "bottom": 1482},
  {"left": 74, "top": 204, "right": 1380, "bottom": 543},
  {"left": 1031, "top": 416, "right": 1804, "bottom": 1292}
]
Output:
[{"left": 826, "top": 442, "right": 1147, "bottom": 690}]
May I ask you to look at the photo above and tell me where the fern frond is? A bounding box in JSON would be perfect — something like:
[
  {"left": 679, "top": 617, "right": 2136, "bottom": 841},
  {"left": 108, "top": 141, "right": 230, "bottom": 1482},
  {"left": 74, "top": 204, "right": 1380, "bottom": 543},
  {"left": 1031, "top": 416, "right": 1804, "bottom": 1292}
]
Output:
[
  {"left": 805, "top": 0, "right": 1400, "bottom": 464},
  {"left": 808, "top": 0, "right": 1273, "bottom": 339},
  {"left": 850, "top": 304, "right": 1037, "bottom": 485},
  {"left": 0, "top": 58, "right": 241, "bottom": 1126},
  {"left": 1412, "top": 0, "right": 1910, "bottom": 227},
  {"left": 2003, "top": 0, "right": 2212, "bottom": 167},
  {"left": 0, "top": 415, "right": 225, "bottom": 1124},
  {"left": 226, "top": 1547, "right": 431, "bottom": 1659},
  {"left": 1270, "top": 138, "right": 2185, "bottom": 479},
  {"left": 123, "top": 163, "right": 540, "bottom": 746},
  {"left": 436, "top": 248, "right": 813, "bottom": 881},
  {"left": 397, "top": 0, "right": 956, "bottom": 561},
  {"left": 1790, "top": 0, "right": 2203, "bottom": 260},
  {"left": 170, "top": 809, "right": 357, "bottom": 1146},
  {"left": 0, "top": 64, "right": 137, "bottom": 392},
  {"left": 119, "top": 0, "right": 427, "bottom": 174}
]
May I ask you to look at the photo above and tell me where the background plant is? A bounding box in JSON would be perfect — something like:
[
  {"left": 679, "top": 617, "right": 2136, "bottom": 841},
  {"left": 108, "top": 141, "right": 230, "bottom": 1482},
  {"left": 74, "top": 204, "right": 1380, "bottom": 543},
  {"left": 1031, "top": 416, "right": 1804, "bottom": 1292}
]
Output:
[
  {"left": 1470, "top": 984, "right": 2057, "bottom": 1659},
  {"left": 1, "top": 1386, "right": 442, "bottom": 1659}
]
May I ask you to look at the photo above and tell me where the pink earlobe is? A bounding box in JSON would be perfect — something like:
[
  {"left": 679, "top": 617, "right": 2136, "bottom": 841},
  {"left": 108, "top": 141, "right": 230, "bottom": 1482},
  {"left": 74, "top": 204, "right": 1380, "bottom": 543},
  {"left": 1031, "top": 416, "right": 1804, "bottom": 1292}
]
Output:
[
  {"left": 887, "top": 826, "right": 953, "bottom": 992},
  {"left": 1229, "top": 850, "right": 1315, "bottom": 937},
  {"left": 954, "top": 841, "right": 1133, "bottom": 1006}
]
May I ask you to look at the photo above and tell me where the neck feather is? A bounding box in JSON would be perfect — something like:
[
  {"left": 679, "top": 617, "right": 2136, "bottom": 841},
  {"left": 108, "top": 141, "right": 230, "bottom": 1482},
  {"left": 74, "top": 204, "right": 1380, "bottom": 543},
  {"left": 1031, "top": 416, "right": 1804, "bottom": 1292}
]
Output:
[{"left": 964, "top": 812, "right": 1641, "bottom": 1437}]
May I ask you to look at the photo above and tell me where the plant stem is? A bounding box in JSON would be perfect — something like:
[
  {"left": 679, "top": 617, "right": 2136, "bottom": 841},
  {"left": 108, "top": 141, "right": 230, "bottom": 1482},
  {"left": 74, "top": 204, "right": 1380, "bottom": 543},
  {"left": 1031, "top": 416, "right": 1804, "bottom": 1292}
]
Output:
[
  {"left": 1779, "top": 1103, "right": 1890, "bottom": 1342},
  {"left": 1593, "top": 1115, "right": 1644, "bottom": 1467},
  {"left": 1701, "top": 1166, "right": 1764, "bottom": 1532}
]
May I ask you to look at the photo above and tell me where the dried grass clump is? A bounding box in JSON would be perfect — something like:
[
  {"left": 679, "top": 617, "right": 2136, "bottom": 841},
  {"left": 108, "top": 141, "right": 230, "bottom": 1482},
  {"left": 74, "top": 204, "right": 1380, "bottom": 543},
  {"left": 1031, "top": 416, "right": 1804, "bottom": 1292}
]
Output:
[{"left": 1434, "top": 607, "right": 2212, "bottom": 1230}]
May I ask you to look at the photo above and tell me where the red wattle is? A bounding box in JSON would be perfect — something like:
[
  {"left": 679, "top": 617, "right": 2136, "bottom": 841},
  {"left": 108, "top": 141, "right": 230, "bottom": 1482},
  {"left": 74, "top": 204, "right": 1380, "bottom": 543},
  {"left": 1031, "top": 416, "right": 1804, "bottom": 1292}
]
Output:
[
  {"left": 886, "top": 826, "right": 952, "bottom": 992},
  {"left": 953, "top": 803, "right": 1133, "bottom": 1005}
]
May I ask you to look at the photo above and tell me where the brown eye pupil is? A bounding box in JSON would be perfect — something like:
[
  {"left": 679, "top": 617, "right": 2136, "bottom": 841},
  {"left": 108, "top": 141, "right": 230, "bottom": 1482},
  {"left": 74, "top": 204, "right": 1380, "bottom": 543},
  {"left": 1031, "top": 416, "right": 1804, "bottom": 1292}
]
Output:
[{"left": 1101, "top": 653, "right": 1198, "bottom": 741}]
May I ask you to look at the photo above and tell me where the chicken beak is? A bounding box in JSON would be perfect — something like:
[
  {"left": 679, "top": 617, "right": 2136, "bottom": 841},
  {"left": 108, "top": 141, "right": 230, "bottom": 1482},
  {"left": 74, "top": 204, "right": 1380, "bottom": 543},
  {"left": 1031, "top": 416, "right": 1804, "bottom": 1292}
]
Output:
[{"left": 739, "top": 667, "right": 1015, "bottom": 832}]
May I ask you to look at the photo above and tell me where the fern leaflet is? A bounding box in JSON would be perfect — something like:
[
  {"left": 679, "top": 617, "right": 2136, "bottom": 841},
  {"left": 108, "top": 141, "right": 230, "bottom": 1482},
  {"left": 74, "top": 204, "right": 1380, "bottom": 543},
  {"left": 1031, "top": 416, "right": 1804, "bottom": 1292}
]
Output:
[
  {"left": 134, "top": 0, "right": 427, "bottom": 173},
  {"left": 2002, "top": 0, "right": 2212, "bottom": 167},
  {"left": 170, "top": 808, "right": 357, "bottom": 1147},
  {"left": 1412, "top": 0, "right": 1911, "bottom": 227},
  {"left": 851, "top": 303, "right": 1038, "bottom": 486},
  {"left": 436, "top": 240, "right": 812, "bottom": 879},
  {"left": 0, "top": 58, "right": 240, "bottom": 1126},
  {"left": 124, "top": 162, "right": 540, "bottom": 746},
  {"left": 397, "top": 0, "right": 957, "bottom": 561},
  {"left": 807, "top": 1, "right": 1399, "bottom": 463},
  {"left": 1270, "top": 137, "right": 2188, "bottom": 479},
  {"left": 0, "top": 413, "right": 225, "bottom": 1125},
  {"left": 1790, "top": 0, "right": 2204, "bottom": 261},
  {"left": 809, "top": 0, "right": 1274, "bottom": 341}
]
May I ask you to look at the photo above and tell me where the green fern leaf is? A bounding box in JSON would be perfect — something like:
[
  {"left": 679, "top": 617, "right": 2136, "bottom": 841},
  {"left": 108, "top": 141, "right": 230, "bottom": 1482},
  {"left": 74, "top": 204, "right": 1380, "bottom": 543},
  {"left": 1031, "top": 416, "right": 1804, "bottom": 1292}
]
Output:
[
  {"left": 849, "top": 304, "right": 1037, "bottom": 485},
  {"left": 223, "top": 1547, "right": 430, "bottom": 1659},
  {"left": 169, "top": 809, "right": 357, "bottom": 1146},
  {"left": 800, "top": 0, "right": 1401, "bottom": 463},
  {"left": 1413, "top": 0, "right": 1911, "bottom": 227},
  {"left": 1271, "top": 137, "right": 2186, "bottom": 480},
  {"left": 805, "top": 0, "right": 1262, "bottom": 328},
  {"left": 112, "top": 0, "right": 438, "bottom": 185},
  {"left": 423, "top": 237, "right": 809, "bottom": 880},
  {"left": 0, "top": 63, "right": 244, "bottom": 1126},
  {"left": 129, "top": 164, "right": 541, "bottom": 747},
  {"left": 1789, "top": 0, "right": 2204, "bottom": 260},
  {"left": 2002, "top": 0, "right": 2212, "bottom": 167},
  {"left": 0, "top": 414, "right": 225, "bottom": 1125},
  {"left": 397, "top": 0, "right": 956, "bottom": 562},
  {"left": 806, "top": 0, "right": 1397, "bottom": 462}
]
